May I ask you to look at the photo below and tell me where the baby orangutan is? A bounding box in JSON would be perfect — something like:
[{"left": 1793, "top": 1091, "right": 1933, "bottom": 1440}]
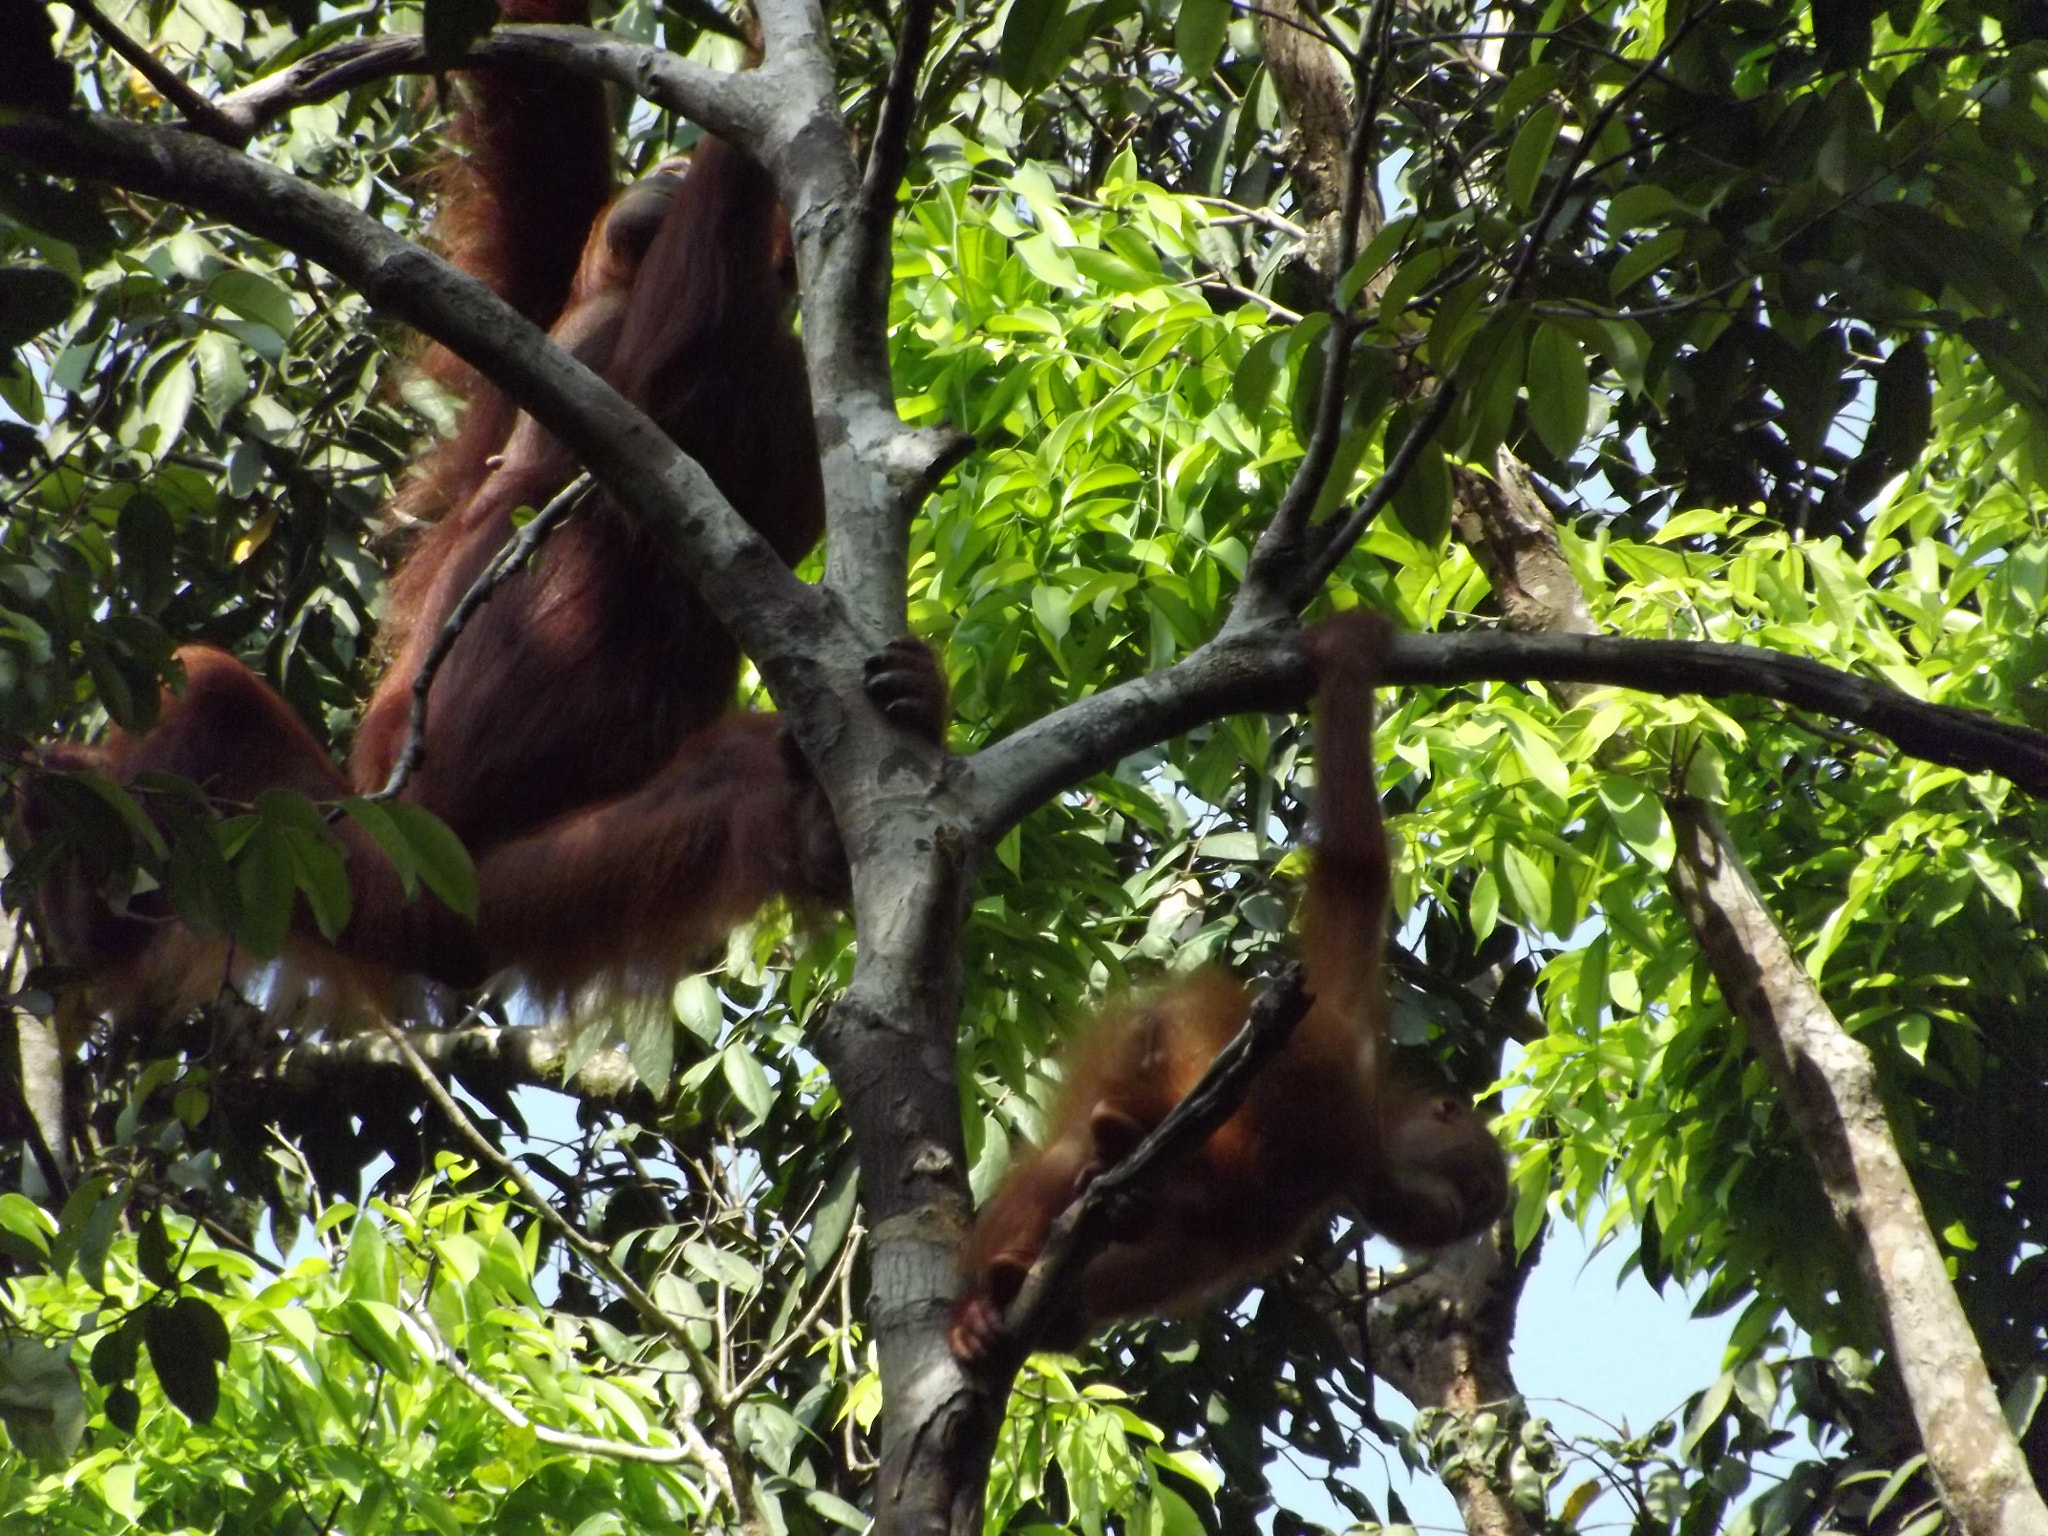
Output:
[{"left": 950, "top": 610, "right": 1508, "bottom": 1361}]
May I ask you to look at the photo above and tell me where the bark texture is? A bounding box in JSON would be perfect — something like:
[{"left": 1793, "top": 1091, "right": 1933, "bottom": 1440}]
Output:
[
  {"left": 1254, "top": 0, "right": 1360, "bottom": 272},
  {"left": 1666, "top": 804, "right": 2048, "bottom": 1536},
  {"left": 1368, "top": 1234, "right": 1540, "bottom": 1536}
]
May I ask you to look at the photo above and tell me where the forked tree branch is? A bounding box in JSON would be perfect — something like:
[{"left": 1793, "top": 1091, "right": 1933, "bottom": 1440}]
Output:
[
  {"left": 1239, "top": 0, "right": 1388, "bottom": 620},
  {"left": 211, "top": 27, "right": 755, "bottom": 145},
  {"left": 67, "top": 0, "right": 244, "bottom": 142},
  {"left": 1257, "top": 9, "right": 1704, "bottom": 608}
]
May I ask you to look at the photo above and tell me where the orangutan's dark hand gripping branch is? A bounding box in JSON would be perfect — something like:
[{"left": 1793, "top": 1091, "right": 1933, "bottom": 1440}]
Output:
[{"left": 950, "top": 610, "right": 1506, "bottom": 1362}]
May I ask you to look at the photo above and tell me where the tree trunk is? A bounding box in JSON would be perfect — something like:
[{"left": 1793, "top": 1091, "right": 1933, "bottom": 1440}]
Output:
[
  {"left": 1666, "top": 805, "right": 2048, "bottom": 1536},
  {"left": 1316, "top": 1230, "right": 1542, "bottom": 1536},
  {"left": 1450, "top": 451, "right": 2048, "bottom": 1536}
]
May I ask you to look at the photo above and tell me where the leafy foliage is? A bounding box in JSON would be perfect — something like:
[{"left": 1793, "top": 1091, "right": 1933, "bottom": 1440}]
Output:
[{"left": 4, "top": 0, "right": 2047, "bottom": 1530}]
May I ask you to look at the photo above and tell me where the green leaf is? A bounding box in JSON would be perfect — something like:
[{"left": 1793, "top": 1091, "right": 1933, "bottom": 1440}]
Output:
[
  {"left": 1525, "top": 323, "right": 1590, "bottom": 461},
  {"left": 343, "top": 1211, "right": 394, "bottom": 1304},
  {"left": 683, "top": 1239, "right": 762, "bottom": 1296},
  {"left": 1492, "top": 62, "right": 1559, "bottom": 128},
  {"left": 115, "top": 495, "right": 176, "bottom": 615},
  {"left": 380, "top": 802, "right": 478, "bottom": 918},
  {"left": 1176, "top": 0, "right": 1228, "bottom": 75},
  {"left": 673, "top": 974, "right": 724, "bottom": 1044},
  {"left": 1609, "top": 227, "right": 1683, "bottom": 294},
  {"left": 90, "top": 1319, "right": 140, "bottom": 1388},
  {"left": 233, "top": 821, "right": 296, "bottom": 960},
  {"left": 1383, "top": 405, "right": 1452, "bottom": 545},
  {"left": 1002, "top": 0, "right": 1098, "bottom": 93},
  {"left": 137, "top": 1208, "right": 179, "bottom": 1289},
  {"left": 336, "top": 1299, "right": 414, "bottom": 1379},
  {"left": 1150, "top": 1484, "right": 1207, "bottom": 1536},
  {"left": 1606, "top": 183, "right": 1682, "bottom": 233},
  {"left": 208, "top": 269, "right": 297, "bottom": 339},
  {"left": 803, "top": 1161, "right": 860, "bottom": 1283},
  {"left": 142, "top": 359, "right": 196, "bottom": 454},
  {"left": 1732, "top": 1359, "right": 1778, "bottom": 1420},
  {"left": 1963, "top": 847, "right": 2023, "bottom": 915},
  {"left": 0, "top": 1194, "right": 53, "bottom": 1260},
  {"left": 622, "top": 994, "right": 677, "bottom": 1094},
  {"left": 143, "top": 1296, "right": 230, "bottom": 1425},
  {"left": 1498, "top": 844, "right": 1552, "bottom": 927},
  {"left": 1503, "top": 103, "right": 1563, "bottom": 212},
  {"left": 1596, "top": 775, "right": 1674, "bottom": 869},
  {"left": 2003, "top": 1367, "right": 2046, "bottom": 1438},
  {"left": 70, "top": 770, "right": 169, "bottom": 862},
  {"left": 1561, "top": 1479, "right": 1605, "bottom": 1527},
  {"left": 270, "top": 801, "right": 352, "bottom": 942},
  {"left": 0, "top": 1339, "right": 87, "bottom": 1460},
  {"left": 721, "top": 1041, "right": 775, "bottom": 1128},
  {"left": 1231, "top": 330, "right": 1289, "bottom": 420},
  {"left": 1014, "top": 233, "right": 1082, "bottom": 290},
  {"left": 1866, "top": 339, "right": 1932, "bottom": 469},
  {"left": 1682, "top": 1371, "right": 1735, "bottom": 1456},
  {"left": 1342, "top": 214, "right": 1419, "bottom": 307},
  {"left": 340, "top": 797, "right": 420, "bottom": 899},
  {"left": 192, "top": 330, "right": 251, "bottom": 425}
]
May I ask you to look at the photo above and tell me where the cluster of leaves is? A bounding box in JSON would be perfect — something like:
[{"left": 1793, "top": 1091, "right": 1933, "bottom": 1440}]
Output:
[
  {"left": 0, "top": 1164, "right": 747, "bottom": 1533},
  {"left": 1510, "top": 389, "right": 2048, "bottom": 1414}
]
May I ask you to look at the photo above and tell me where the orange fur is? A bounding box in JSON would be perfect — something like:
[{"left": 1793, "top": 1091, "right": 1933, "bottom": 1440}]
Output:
[
  {"left": 389, "top": 0, "right": 615, "bottom": 533},
  {"left": 23, "top": 115, "right": 942, "bottom": 1026},
  {"left": 950, "top": 612, "right": 1507, "bottom": 1361}
]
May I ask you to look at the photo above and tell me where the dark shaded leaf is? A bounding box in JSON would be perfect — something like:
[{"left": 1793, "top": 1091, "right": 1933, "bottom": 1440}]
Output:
[
  {"left": 0, "top": 267, "right": 76, "bottom": 351},
  {"left": 143, "top": 1297, "right": 230, "bottom": 1425},
  {"left": 0, "top": 1340, "right": 86, "bottom": 1460}
]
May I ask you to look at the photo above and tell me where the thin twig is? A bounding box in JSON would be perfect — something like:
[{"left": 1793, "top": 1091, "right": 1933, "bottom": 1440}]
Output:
[
  {"left": 67, "top": 0, "right": 245, "bottom": 144},
  {"left": 1186, "top": 194, "right": 1309, "bottom": 239},
  {"left": 375, "top": 475, "right": 591, "bottom": 800},
  {"left": 731, "top": 1227, "right": 862, "bottom": 1400},
  {"left": 1208, "top": 280, "right": 1304, "bottom": 322},
  {"left": 400, "top": 1286, "right": 703, "bottom": 1466},
  {"left": 993, "top": 965, "right": 1313, "bottom": 1360},
  {"left": 373, "top": 1017, "right": 758, "bottom": 1524}
]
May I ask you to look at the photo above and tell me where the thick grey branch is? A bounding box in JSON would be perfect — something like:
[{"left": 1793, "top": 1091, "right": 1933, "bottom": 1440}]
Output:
[
  {"left": 963, "top": 627, "right": 2048, "bottom": 842},
  {"left": 213, "top": 27, "right": 756, "bottom": 145},
  {"left": 0, "top": 112, "right": 833, "bottom": 686}
]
